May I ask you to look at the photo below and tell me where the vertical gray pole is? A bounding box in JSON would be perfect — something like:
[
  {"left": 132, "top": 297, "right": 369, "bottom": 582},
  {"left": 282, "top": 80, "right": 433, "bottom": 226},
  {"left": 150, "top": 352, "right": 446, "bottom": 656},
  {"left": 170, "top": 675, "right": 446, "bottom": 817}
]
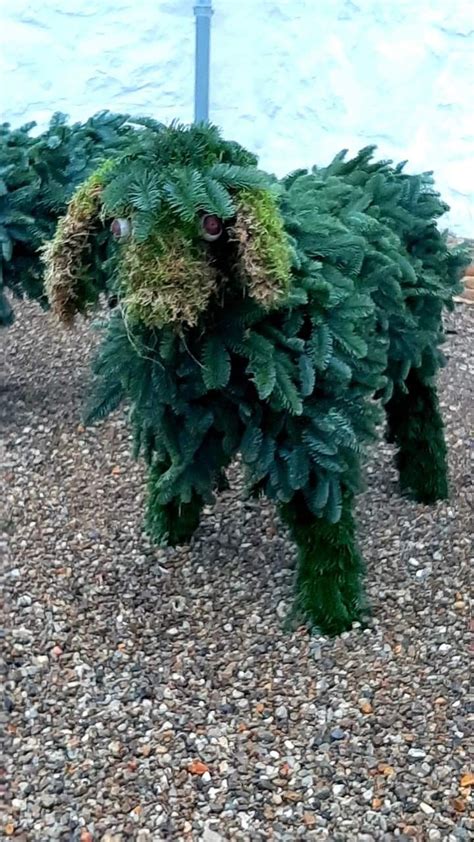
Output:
[{"left": 194, "top": 0, "right": 213, "bottom": 123}]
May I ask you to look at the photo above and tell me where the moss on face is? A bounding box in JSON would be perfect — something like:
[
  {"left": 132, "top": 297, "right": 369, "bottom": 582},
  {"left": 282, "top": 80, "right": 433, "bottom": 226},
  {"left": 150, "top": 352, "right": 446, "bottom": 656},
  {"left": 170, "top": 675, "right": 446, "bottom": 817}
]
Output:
[
  {"left": 120, "top": 230, "right": 218, "bottom": 329},
  {"left": 43, "top": 160, "right": 114, "bottom": 324},
  {"left": 232, "top": 188, "right": 291, "bottom": 307}
]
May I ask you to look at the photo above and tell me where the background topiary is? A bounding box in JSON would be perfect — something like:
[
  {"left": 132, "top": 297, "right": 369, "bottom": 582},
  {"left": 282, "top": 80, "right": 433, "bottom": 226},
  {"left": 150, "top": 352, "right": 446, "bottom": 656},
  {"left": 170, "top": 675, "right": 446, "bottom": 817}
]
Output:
[{"left": 0, "top": 111, "right": 139, "bottom": 326}]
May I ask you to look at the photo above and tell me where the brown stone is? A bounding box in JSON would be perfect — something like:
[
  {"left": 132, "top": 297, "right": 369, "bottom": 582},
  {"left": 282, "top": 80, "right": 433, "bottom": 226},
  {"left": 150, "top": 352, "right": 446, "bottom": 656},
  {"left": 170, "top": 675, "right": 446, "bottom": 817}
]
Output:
[
  {"left": 452, "top": 796, "right": 466, "bottom": 812},
  {"left": 465, "top": 264, "right": 474, "bottom": 277},
  {"left": 378, "top": 763, "right": 396, "bottom": 777},
  {"left": 400, "top": 826, "right": 418, "bottom": 837},
  {"left": 463, "top": 275, "right": 474, "bottom": 289},
  {"left": 303, "top": 812, "right": 317, "bottom": 827},
  {"left": 187, "top": 759, "right": 209, "bottom": 775},
  {"left": 283, "top": 790, "right": 300, "bottom": 802}
]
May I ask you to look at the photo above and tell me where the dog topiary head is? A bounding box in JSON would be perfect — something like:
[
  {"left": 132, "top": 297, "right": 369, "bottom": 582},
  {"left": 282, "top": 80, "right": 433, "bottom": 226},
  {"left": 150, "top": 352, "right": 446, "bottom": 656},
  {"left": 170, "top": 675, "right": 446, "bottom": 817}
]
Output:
[{"left": 44, "top": 122, "right": 293, "bottom": 327}]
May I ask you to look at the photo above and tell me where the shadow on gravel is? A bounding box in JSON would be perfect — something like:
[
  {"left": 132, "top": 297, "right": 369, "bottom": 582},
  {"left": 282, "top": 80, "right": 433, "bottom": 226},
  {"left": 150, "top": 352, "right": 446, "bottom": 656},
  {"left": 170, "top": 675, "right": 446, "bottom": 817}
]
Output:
[{"left": 0, "top": 370, "right": 90, "bottom": 429}]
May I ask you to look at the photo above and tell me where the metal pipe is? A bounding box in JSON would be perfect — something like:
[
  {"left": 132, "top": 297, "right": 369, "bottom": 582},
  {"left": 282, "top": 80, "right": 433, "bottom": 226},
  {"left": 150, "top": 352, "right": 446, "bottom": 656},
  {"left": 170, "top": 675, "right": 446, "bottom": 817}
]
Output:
[{"left": 194, "top": 0, "right": 213, "bottom": 123}]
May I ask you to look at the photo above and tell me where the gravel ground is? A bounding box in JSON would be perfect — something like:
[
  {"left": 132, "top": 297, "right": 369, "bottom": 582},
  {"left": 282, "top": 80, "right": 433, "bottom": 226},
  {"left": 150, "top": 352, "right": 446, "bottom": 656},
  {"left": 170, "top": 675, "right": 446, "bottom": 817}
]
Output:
[{"left": 1, "top": 301, "right": 473, "bottom": 842}]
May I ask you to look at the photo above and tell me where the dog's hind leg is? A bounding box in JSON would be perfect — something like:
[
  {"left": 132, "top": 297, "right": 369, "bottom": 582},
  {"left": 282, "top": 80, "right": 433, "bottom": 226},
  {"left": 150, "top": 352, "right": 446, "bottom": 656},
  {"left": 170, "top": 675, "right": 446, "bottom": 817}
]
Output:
[{"left": 384, "top": 367, "right": 448, "bottom": 503}]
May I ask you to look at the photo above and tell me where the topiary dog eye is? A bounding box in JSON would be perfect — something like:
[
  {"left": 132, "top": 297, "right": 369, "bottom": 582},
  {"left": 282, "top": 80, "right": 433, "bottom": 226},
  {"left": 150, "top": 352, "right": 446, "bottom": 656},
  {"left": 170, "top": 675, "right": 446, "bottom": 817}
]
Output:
[
  {"left": 200, "top": 213, "right": 223, "bottom": 242},
  {"left": 110, "top": 218, "right": 131, "bottom": 241}
]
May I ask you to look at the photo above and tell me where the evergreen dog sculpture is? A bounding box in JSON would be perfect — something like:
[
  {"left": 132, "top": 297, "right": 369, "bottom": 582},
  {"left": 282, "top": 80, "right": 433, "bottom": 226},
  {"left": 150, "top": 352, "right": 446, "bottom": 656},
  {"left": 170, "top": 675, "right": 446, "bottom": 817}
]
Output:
[{"left": 44, "top": 122, "right": 467, "bottom": 635}]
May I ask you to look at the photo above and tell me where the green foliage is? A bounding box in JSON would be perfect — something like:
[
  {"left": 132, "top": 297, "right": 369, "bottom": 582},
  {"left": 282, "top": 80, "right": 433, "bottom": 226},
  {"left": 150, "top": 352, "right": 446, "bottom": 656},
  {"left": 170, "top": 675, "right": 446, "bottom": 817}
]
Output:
[
  {"left": 310, "top": 146, "right": 469, "bottom": 393},
  {"left": 97, "top": 121, "right": 270, "bottom": 233},
  {"left": 84, "top": 309, "right": 234, "bottom": 545},
  {"left": 202, "top": 336, "right": 231, "bottom": 389}
]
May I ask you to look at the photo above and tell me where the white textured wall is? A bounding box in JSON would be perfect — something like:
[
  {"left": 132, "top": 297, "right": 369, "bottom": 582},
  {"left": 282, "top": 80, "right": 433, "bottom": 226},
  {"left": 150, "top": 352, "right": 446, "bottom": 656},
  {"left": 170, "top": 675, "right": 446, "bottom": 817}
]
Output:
[{"left": 0, "top": 0, "right": 472, "bottom": 233}]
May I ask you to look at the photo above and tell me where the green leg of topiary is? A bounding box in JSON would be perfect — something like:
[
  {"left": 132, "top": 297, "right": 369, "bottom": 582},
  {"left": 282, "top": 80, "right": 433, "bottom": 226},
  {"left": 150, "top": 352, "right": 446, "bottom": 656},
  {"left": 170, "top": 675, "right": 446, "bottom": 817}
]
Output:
[
  {"left": 146, "top": 495, "right": 204, "bottom": 546},
  {"left": 279, "top": 493, "right": 366, "bottom": 636},
  {"left": 385, "top": 368, "right": 448, "bottom": 503},
  {"left": 145, "top": 466, "right": 204, "bottom": 546}
]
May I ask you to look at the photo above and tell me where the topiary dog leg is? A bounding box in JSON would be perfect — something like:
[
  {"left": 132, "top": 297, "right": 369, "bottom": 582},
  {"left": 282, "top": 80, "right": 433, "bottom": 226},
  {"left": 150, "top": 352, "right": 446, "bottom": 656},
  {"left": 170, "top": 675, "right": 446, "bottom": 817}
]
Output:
[
  {"left": 385, "top": 368, "right": 448, "bottom": 503},
  {"left": 145, "top": 461, "right": 204, "bottom": 546},
  {"left": 145, "top": 489, "right": 204, "bottom": 547},
  {"left": 279, "top": 492, "right": 366, "bottom": 636},
  {"left": 145, "top": 462, "right": 230, "bottom": 547}
]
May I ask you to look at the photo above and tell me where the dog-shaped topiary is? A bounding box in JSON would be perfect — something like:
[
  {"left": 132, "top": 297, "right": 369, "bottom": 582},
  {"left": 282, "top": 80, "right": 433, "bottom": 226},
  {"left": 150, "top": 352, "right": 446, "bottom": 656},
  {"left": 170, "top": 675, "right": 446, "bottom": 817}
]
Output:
[{"left": 44, "top": 122, "right": 468, "bottom": 635}]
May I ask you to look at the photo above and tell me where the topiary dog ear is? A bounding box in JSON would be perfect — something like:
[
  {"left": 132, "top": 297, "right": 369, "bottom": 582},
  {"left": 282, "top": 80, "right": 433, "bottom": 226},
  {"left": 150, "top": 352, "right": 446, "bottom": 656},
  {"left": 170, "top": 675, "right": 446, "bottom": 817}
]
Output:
[
  {"left": 43, "top": 160, "right": 115, "bottom": 325},
  {"left": 232, "top": 187, "right": 292, "bottom": 308}
]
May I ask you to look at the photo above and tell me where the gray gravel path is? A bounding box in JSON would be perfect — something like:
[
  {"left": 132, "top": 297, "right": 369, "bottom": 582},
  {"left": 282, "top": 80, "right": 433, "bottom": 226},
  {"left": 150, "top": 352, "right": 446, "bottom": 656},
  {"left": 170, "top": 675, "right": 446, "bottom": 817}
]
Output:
[{"left": 1, "top": 302, "right": 473, "bottom": 841}]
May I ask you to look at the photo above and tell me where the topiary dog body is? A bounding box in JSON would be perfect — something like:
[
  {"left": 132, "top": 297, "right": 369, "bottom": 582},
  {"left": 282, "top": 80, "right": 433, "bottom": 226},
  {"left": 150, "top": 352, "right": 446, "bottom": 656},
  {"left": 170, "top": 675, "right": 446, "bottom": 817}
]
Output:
[{"left": 44, "top": 122, "right": 467, "bottom": 634}]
